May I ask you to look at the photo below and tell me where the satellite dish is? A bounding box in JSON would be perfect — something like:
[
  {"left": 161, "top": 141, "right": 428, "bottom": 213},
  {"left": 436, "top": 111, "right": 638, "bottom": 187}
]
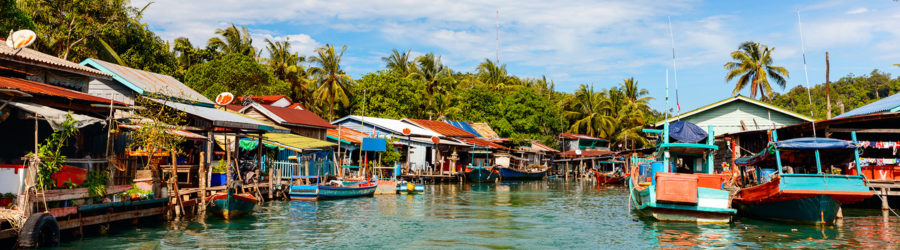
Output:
[
  {"left": 402, "top": 128, "right": 411, "bottom": 136},
  {"left": 215, "top": 92, "right": 234, "bottom": 105},
  {"left": 431, "top": 136, "right": 441, "bottom": 144},
  {"left": 6, "top": 30, "right": 36, "bottom": 49},
  {"left": 575, "top": 150, "right": 582, "bottom": 155}
]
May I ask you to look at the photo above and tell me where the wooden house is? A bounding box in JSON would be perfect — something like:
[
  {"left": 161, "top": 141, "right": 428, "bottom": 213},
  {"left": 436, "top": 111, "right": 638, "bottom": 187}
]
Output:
[
  {"left": 559, "top": 133, "right": 609, "bottom": 152},
  {"left": 653, "top": 95, "right": 813, "bottom": 136},
  {"left": 79, "top": 58, "right": 212, "bottom": 105},
  {"left": 228, "top": 102, "right": 335, "bottom": 140}
]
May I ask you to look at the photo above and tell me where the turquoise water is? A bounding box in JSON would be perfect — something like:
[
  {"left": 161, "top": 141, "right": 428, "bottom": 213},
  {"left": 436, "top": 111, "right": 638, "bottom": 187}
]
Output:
[{"left": 57, "top": 180, "right": 899, "bottom": 249}]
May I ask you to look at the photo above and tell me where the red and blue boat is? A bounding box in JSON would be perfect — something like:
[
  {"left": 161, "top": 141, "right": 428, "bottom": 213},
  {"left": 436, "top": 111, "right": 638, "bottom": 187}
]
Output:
[
  {"left": 630, "top": 122, "right": 736, "bottom": 223},
  {"left": 207, "top": 189, "right": 258, "bottom": 219},
  {"left": 732, "top": 131, "right": 873, "bottom": 223}
]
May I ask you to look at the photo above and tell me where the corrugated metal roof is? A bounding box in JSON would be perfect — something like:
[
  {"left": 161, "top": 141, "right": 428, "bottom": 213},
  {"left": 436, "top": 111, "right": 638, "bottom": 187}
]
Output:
[
  {"left": 654, "top": 95, "right": 813, "bottom": 126},
  {"left": 531, "top": 141, "right": 559, "bottom": 152},
  {"left": 455, "top": 137, "right": 509, "bottom": 150},
  {"left": 118, "top": 124, "right": 207, "bottom": 140},
  {"left": 236, "top": 95, "right": 290, "bottom": 105},
  {"left": 0, "top": 46, "right": 110, "bottom": 77},
  {"left": 327, "top": 127, "right": 369, "bottom": 144},
  {"left": 243, "top": 103, "right": 335, "bottom": 129},
  {"left": 558, "top": 150, "right": 613, "bottom": 157},
  {"left": 834, "top": 92, "right": 900, "bottom": 119},
  {"left": 81, "top": 59, "right": 213, "bottom": 104},
  {"left": 408, "top": 136, "right": 470, "bottom": 146},
  {"left": 470, "top": 123, "right": 500, "bottom": 138},
  {"left": 332, "top": 115, "right": 442, "bottom": 137},
  {"left": 559, "top": 133, "right": 607, "bottom": 141},
  {"left": 0, "top": 76, "right": 127, "bottom": 105},
  {"left": 446, "top": 120, "right": 482, "bottom": 137},
  {"left": 402, "top": 118, "right": 476, "bottom": 137},
  {"left": 250, "top": 133, "right": 335, "bottom": 151},
  {"left": 153, "top": 99, "right": 274, "bottom": 131},
  {"left": 286, "top": 103, "right": 306, "bottom": 110}
]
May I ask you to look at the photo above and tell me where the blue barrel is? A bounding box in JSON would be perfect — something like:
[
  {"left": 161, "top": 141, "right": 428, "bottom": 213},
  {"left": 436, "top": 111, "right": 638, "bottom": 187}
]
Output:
[
  {"left": 759, "top": 168, "right": 777, "bottom": 183},
  {"left": 650, "top": 162, "right": 666, "bottom": 186}
]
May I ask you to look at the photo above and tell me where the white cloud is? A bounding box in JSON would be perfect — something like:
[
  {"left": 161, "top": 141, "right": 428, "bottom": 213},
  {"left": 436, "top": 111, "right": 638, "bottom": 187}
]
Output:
[
  {"left": 252, "top": 33, "right": 322, "bottom": 58},
  {"left": 847, "top": 8, "right": 869, "bottom": 14}
]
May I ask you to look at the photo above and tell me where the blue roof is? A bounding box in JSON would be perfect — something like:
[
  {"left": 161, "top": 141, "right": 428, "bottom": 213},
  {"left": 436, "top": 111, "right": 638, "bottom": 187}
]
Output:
[
  {"left": 446, "top": 120, "right": 481, "bottom": 137},
  {"left": 835, "top": 92, "right": 900, "bottom": 118}
]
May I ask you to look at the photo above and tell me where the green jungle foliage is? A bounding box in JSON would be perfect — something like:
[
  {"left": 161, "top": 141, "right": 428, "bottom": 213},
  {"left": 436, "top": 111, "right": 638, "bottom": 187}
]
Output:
[
  {"left": 771, "top": 69, "right": 900, "bottom": 120},
  {"left": 183, "top": 53, "right": 290, "bottom": 99},
  {"left": 32, "top": 114, "right": 78, "bottom": 190}
]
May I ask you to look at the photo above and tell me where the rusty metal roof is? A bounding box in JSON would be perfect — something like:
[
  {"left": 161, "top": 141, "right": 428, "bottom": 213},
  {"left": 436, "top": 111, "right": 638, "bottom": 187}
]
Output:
[
  {"left": 530, "top": 141, "right": 559, "bottom": 152},
  {"left": 241, "top": 103, "right": 335, "bottom": 129},
  {"left": 402, "top": 118, "right": 476, "bottom": 137},
  {"left": 0, "top": 76, "right": 127, "bottom": 105},
  {"left": 470, "top": 123, "right": 500, "bottom": 138},
  {"left": 558, "top": 150, "right": 613, "bottom": 157},
  {"left": 327, "top": 127, "right": 369, "bottom": 144},
  {"left": 455, "top": 137, "right": 509, "bottom": 150},
  {"left": 80, "top": 58, "right": 213, "bottom": 104},
  {"left": 0, "top": 46, "right": 110, "bottom": 77},
  {"left": 118, "top": 124, "right": 207, "bottom": 140},
  {"left": 560, "top": 133, "right": 607, "bottom": 141}
]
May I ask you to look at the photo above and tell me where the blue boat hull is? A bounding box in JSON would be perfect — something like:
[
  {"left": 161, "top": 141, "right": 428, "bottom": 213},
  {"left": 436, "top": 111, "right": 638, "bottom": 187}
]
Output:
[
  {"left": 317, "top": 184, "right": 378, "bottom": 199},
  {"left": 288, "top": 185, "right": 319, "bottom": 200},
  {"left": 467, "top": 167, "right": 497, "bottom": 182},
  {"left": 207, "top": 189, "right": 257, "bottom": 219},
  {"left": 498, "top": 167, "right": 546, "bottom": 180},
  {"left": 734, "top": 195, "right": 841, "bottom": 223}
]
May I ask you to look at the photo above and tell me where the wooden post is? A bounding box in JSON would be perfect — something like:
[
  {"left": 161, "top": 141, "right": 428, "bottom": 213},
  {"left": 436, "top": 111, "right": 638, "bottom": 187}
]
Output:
[
  {"left": 171, "top": 147, "right": 184, "bottom": 217},
  {"left": 226, "top": 136, "right": 232, "bottom": 189},
  {"left": 199, "top": 152, "right": 206, "bottom": 212},
  {"left": 565, "top": 161, "right": 569, "bottom": 181}
]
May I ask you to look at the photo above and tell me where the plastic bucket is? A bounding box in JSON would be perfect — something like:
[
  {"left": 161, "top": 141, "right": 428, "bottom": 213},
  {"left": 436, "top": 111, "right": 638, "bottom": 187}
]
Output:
[
  {"left": 651, "top": 162, "right": 666, "bottom": 186},
  {"left": 759, "top": 168, "right": 777, "bottom": 183},
  {"left": 210, "top": 173, "right": 228, "bottom": 187}
]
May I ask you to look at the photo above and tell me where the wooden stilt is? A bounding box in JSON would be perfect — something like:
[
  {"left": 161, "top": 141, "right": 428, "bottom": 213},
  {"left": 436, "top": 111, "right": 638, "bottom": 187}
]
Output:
[{"left": 199, "top": 152, "right": 206, "bottom": 212}]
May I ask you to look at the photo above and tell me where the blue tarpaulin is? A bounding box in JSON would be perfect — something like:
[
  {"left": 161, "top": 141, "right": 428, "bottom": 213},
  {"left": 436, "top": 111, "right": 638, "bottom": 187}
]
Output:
[
  {"left": 735, "top": 137, "right": 858, "bottom": 167},
  {"left": 773, "top": 137, "right": 858, "bottom": 150},
  {"left": 447, "top": 120, "right": 482, "bottom": 137},
  {"left": 361, "top": 138, "right": 387, "bottom": 151},
  {"left": 668, "top": 121, "right": 707, "bottom": 143}
]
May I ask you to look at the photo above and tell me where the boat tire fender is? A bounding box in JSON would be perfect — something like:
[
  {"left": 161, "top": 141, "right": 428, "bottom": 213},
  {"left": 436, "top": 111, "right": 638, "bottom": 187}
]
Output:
[{"left": 17, "top": 212, "right": 60, "bottom": 248}]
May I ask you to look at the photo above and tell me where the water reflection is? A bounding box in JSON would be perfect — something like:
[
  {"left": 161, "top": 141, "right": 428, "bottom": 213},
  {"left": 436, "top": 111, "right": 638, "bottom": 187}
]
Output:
[{"left": 53, "top": 179, "right": 900, "bottom": 249}]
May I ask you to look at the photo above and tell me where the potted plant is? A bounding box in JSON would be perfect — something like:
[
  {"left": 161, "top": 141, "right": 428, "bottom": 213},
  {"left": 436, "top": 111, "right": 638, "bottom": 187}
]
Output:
[
  {"left": 210, "top": 160, "right": 228, "bottom": 187},
  {"left": 0, "top": 193, "right": 15, "bottom": 208}
]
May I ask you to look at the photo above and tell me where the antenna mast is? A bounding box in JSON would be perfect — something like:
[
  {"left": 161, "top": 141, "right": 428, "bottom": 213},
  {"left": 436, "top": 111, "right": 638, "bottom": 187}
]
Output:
[
  {"left": 668, "top": 16, "right": 681, "bottom": 119},
  {"left": 797, "top": 10, "right": 817, "bottom": 137},
  {"left": 496, "top": 10, "right": 499, "bottom": 63}
]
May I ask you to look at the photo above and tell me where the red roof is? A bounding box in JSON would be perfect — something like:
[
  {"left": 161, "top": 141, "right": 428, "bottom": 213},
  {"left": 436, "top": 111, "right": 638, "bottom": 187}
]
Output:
[
  {"left": 560, "top": 133, "right": 607, "bottom": 141},
  {"left": 286, "top": 103, "right": 306, "bottom": 110},
  {"left": 455, "top": 137, "right": 509, "bottom": 150},
  {"left": 327, "top": 127, "right": 369, "bottom": 144},
  {"left": 404, "top": 119, "right": 476, "bottom": 137},
  {"left": 252, "top": 104, "right": 335, "bottom": 129},
  {"left": 224, "top": 104, "right": 243, "bottom": 112},
  {"left": 0, "top": 76, "right": 127, "bottom": 105},
  {"left": 531, "top": 141, "right": 559, "bottom": 152},
  {"left": 237, "top": 95, "right": 291, "bottom": 105},
  {"left": 558, "top": 150, "right": 613, "bottom": 157}
]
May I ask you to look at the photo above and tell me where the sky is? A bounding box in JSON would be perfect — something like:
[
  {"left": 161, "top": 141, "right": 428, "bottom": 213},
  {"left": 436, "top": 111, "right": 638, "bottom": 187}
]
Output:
[{"left": 132, "top": 0, "right": 900, "bottom": 113}]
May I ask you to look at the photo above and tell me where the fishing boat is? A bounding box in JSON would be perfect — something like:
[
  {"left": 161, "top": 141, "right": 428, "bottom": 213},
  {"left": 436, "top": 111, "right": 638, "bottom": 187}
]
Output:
[
  {"left": 497, "top": 165, "right": 547, "bottom": 180},
  {"left": 289, "top": 176, "right": 379, "bottom": 200},
  {"left": 467, "top": 166, "right": 498, "bottom": 183},
  {"left": 207, "top": 189, "right": 257, "bottom": 219},
  {"left": 731, "top": 131, "right": 873, "bottom": 223},
  {"left": 629, "top": 121, "right": 736, "bottom": 223},
  {"left": 396, "top": 180, "right": 424, "bottom": 194},
  {"left": 595, "top": 170, "right": 625, "bottom": 184}
]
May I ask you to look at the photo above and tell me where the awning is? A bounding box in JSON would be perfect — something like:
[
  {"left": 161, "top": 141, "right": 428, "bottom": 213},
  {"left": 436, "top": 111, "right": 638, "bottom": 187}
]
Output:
[
  {"left": 153, "top": 99, "right": 273, "bottom": 131},
  {"left": 118, "top": 124, "right": 207, "bottom": 140},
  {"left": 735, "top": 137, "right": 858, "bottom": 168},
  {"left": 2, "top": 100, "right": 105, "bottom": 130},
  {"left": 215, "top": 134, "right": 335, "bottom": 153}
]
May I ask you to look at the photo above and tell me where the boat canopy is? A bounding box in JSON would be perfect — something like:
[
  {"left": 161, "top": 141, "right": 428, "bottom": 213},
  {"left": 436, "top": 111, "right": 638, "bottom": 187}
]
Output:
[
  {"left": 668, "top": 121, "right": 707, "bottom": 143},
  {"left": 735, "top": 137, "right": 858, "bottom": 168}
]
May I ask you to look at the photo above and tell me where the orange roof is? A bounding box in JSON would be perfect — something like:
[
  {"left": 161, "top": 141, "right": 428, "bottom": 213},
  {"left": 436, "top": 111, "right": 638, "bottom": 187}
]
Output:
[
  {"left": 560, "top": 133, "right": 607, "bottom": 141},
  {"left": 286, "top": 103, "right": 306, "bottom": 110},
  {"left": 403, "top": 118, "right": 476, "bottom": 137},
  {"left": 327, "top": 127, "right": 369, "bottom": 144},
  {"left": 456, "top": 137, "right": 508, "bottom": 150},
  {"left": 0, "top": 76, "right": 127, "bottom": 105}
]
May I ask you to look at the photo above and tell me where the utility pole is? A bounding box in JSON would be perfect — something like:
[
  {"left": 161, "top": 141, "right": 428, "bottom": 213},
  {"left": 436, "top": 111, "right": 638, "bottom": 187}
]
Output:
[{"left": 826, "top": 52, "right": 832, "bottom": 120}]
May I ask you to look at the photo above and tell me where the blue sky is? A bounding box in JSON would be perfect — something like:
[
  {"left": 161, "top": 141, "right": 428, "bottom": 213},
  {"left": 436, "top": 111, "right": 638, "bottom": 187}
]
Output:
[{"left": 134, "top": 0, "right": 900, "bottom": 113}]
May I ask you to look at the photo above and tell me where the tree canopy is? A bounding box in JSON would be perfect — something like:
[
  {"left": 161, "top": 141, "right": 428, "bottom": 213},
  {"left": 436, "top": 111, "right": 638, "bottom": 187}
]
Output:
[{"left": 183, "top": 53, "right": 289, "bottom": 99}]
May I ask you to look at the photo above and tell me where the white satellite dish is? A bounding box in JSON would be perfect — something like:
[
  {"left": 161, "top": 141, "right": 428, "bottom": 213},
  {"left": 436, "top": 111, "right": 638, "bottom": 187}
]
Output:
[{"left": 6, "top": 30, "right": 37, "bottom": 49}]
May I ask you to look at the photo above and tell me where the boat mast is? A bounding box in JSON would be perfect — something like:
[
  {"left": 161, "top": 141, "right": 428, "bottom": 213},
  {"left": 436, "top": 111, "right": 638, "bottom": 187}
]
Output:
[{"left": 668, "top": 16, "right": 681, "bottom": 119}]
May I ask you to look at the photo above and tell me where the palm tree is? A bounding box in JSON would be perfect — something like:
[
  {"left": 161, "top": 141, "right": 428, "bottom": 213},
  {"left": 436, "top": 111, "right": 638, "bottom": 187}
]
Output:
[
  {"left": 382, "top": 49, "right": 417, "bottom": 78},
  {"left": 264, "top": 38, "right": 316, "bottom": 111},
  {"left": 724, "top": 41, "right": 790, "bottom": 101},
  {"left": 475, "top": 59, "right": 516, "bottom": 92},
  {"left": 309, "top": 44, "right": 353, "bottom": 122},
  {"left": 562, "top": 85, "right": 614, "bottom": 138},
  {"left": 619, "top": 77, "right": 654, "bottom": 113},
  {"left": 207, "top": 24, "right": 257, "bottom": 56},
  {"left": 413, "top": 52, "right": 455, "bottom": 96}
]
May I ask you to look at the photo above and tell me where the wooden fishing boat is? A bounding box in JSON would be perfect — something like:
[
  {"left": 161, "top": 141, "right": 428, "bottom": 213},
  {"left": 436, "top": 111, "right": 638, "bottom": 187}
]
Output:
[
  {"left": 467, "top": 166, "right": 498, "bottom": 183},
  {"left": 594, "top": 170, "right": 626, "bottom": 184},
  {"left": 318, "top": 179, "right": 378, "bottom": 199},
  {"left": 732, "top": 133, "right": 873, "bottom": 223},
  {"left": 497, "top": 166, "right": 547, "bottom": 180},
  {"left": 396, "top": 180, "right": 424, "bottom": 194},
  {"left": 630, "top": 122, "right": 736, "bottom": 223},
  {"left": 207, "top": 189, "right": 257, "bottom": 219}
]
